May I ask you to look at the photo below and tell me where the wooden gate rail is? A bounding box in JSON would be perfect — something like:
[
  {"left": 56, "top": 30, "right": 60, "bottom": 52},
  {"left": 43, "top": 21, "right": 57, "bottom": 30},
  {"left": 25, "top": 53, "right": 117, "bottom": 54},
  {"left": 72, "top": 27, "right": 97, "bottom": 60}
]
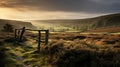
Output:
[{"left": 15, "top": 27, "right": 49, "bottom": 52}]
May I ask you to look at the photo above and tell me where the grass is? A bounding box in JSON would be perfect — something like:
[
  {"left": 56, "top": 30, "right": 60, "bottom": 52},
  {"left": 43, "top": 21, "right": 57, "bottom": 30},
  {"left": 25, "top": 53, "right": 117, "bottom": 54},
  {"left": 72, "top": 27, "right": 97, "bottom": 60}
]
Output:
[
  {"left": 0, "top": 31, "right": 120, "bottom": 67},
  {"left": 0, "top": 41, "right": 51, "bottom": 67},
  {"left": 41, "top": 40, "right": 120, "bottom": 67}
]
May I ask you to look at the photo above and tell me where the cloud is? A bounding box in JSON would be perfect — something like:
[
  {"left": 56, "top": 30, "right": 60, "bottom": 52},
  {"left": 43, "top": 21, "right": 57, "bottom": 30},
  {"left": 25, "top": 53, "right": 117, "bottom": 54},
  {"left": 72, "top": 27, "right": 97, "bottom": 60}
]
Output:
[{"left": 0, "top": 0, "right": 120, "bottom": 13}]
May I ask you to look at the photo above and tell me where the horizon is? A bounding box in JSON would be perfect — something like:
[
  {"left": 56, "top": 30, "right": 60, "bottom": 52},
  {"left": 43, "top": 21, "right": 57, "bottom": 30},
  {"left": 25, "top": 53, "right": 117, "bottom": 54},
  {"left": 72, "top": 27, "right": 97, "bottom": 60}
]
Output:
[
  {"left": 0, "top": 0, "right": 120, "bottom": 21},
  {"left": 1, "top": 12, "right": 119, "bottom": 22}
]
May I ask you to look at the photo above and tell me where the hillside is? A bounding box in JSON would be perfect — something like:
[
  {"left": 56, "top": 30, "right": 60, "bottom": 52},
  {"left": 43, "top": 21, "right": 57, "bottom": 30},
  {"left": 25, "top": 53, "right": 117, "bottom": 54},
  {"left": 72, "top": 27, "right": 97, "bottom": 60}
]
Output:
[
  {"left": 0, "top": 19, "right": 35, "bottom": 30},
  {"left": 32, "top": 13, "right": 120, "bottom": 32}
]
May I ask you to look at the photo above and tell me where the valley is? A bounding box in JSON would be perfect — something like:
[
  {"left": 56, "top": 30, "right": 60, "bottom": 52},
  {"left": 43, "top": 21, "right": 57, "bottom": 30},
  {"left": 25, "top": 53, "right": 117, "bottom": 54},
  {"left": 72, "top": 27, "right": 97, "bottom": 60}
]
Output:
[
  {"left": 31, "top": 13, "right": 120, "bottom": 32},
  {"left": 0, "top": 13, "right": 120, "bottom": 67}
]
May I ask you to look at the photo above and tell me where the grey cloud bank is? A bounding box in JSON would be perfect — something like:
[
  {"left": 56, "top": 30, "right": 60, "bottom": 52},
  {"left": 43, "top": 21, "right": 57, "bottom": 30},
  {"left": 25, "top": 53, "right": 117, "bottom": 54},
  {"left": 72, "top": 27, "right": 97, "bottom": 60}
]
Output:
[{"left": 0, "top": 0, "right": 120, "bottom": 13}]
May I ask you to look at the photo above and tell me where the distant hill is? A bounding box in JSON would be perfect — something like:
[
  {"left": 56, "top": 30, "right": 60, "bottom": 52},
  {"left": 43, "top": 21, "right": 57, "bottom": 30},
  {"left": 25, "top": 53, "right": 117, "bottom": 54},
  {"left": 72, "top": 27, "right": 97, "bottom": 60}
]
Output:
[
  {"left": 32, "top": 13, "right": 120, "bottom": 32},
  {"left": 0, "top": 19, "right": 35, "bottom": 30}
]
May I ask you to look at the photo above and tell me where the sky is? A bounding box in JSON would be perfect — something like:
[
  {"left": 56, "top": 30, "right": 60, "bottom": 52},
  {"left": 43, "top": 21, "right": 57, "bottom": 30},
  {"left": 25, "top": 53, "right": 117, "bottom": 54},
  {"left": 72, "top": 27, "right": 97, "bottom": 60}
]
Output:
[{"left": 0, "top": 0, "right": 120, "bottom": 20}]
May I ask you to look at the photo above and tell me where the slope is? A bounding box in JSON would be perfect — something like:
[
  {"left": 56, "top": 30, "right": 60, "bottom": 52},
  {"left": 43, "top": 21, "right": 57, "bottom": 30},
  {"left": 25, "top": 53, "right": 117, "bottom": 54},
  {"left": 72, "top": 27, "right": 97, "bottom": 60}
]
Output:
[
  {"left": 0, "top": 19, "right": 35, "bottom": 29},
  {"left": 32, "top": 13, "right": 120, "bottom": 32}
]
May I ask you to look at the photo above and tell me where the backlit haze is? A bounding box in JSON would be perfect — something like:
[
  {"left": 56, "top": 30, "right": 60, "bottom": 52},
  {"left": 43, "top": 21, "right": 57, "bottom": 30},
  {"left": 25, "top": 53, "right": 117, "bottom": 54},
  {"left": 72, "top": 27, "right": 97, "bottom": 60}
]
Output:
[{"left": 0, "top": 0, "right": 120, "bottom": 20}]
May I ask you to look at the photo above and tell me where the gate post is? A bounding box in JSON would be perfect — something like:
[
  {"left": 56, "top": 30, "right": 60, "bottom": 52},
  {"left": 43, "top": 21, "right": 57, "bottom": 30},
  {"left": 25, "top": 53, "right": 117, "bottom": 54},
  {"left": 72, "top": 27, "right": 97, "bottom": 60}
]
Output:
[
  {"left": 38, "top": 30, "right": 41, "bottom": 52},
  {"left": 18, "top": 27, "right": 26, "bottom": 42},
  {"left": 45, "top": 30, "right": 49, "bottom": 45},
  {"left": 15, "top": 29, "right": 17, "bottom": 41}
]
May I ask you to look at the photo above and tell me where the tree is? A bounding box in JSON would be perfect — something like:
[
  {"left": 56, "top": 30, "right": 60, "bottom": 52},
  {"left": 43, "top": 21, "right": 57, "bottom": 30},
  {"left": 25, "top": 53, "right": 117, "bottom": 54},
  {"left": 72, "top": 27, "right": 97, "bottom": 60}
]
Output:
[{"left": 2, "top": 23, "right": 14, "bottom": 32}]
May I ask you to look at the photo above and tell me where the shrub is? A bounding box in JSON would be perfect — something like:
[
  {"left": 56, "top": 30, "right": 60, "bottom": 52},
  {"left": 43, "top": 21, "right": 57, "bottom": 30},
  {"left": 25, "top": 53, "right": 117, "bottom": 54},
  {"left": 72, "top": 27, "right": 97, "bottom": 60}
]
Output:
[{"left": 2, "top": 23, "right": 14, "bottom": 32}]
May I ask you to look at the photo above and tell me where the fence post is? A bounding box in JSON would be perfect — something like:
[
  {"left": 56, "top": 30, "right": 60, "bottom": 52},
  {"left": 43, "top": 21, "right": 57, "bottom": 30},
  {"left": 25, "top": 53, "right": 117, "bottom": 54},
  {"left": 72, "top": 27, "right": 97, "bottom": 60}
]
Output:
[
  {"left": 38, "top": 30, "right": 41, "bottom": 52},
  {"left": 45, "top": 30, "right": 49, "bottom": 45},
  {"left": 15, "top": 29, "right": 17, "bottom": 41},
  {"left": 18, "top": 27, "right": 26, "bottom": 42}
]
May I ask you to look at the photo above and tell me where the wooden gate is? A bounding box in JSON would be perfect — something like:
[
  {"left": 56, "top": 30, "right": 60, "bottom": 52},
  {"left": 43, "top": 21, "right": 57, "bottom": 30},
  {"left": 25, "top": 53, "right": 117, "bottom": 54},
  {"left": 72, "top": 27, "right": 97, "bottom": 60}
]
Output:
[{"left": 15, "top": 27, "right": 49, "bottom": 52}]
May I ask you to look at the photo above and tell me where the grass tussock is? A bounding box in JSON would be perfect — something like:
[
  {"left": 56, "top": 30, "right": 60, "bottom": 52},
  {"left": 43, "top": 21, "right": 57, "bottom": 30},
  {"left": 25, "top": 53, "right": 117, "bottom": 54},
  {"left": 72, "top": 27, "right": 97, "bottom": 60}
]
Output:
[{"left": 40, "top": 39, "right": 120, "bottom": 67}]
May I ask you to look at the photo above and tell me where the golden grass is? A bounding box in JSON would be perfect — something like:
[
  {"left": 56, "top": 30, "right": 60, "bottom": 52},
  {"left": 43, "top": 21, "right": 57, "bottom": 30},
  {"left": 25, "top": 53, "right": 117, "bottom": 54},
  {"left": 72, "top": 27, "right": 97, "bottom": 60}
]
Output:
[{"left": 1, "top": 31, "right": 120, "bottom": 67}]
